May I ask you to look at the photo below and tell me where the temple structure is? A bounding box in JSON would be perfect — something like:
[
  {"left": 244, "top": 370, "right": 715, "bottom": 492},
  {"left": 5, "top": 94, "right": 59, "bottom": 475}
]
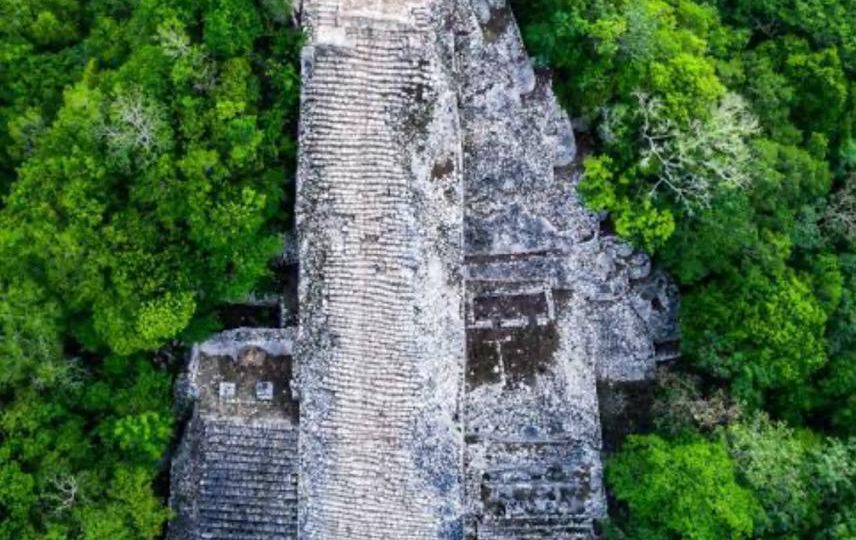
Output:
[
  {"left": 168, "top": 329, "right": 300, "bottom": 539},
  {"left": 168, "top": 1, "right": 678, "bottom": 539}
]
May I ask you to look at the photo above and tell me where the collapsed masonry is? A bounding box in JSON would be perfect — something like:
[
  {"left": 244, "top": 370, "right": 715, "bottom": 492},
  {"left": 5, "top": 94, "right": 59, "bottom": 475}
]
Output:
[{"left": 168, "top": 1, "right": 678, "bottom": 539}]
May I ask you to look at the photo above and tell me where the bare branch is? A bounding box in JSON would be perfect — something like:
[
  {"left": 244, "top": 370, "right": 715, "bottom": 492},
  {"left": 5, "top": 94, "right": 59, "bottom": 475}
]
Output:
[
  {"left": 104, "top": 89, "right": 171, "bottom": 171},
  {"left": 634, "top": 91, "right": 760, "bottom": 212},
  {"left": 44, "top": 475, "right": 81, "bottom": 515},
  {"left": 823, "top": 175, "right": 856, "bottom": 242}
]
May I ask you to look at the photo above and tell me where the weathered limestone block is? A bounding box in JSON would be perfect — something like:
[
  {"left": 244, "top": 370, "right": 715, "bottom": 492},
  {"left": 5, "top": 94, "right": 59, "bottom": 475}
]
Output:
[{"left": 455, "top": 4, "right": 604, "bottom": 536}]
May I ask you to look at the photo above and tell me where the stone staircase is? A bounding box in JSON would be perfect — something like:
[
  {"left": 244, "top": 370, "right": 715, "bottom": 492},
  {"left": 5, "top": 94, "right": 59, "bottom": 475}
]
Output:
[
  {"left": 472, "top": 442, "right": 599, "bottom": 540},
  {"left": 165, "top": 2, "right": 682, "bottom": 540},
  {"left": 478, "top": 519, "right": 595, "bottom": 540},
  {"left": 194, "top": 420, "right": 299, "bottom": 540},
  {"left": 297, "top": 3, "right": 465, "bottom": 538},
  {"left": 304, "top": 0, "right": 429, "bottom": 35}
]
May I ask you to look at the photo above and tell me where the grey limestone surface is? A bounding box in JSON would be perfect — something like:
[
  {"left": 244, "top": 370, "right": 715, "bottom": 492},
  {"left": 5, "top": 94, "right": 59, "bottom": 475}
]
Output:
[
  {"left": 455, "top": 3, "right": 676, "bottom": 538},
  {"left": 297, "top": 1, "right": 465, "bottom": 538}
]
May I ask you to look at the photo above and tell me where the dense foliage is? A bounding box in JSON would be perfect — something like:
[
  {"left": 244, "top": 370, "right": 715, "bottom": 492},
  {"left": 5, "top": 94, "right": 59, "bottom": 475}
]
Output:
[
  {"left": 607, "top": 434, "right": 758, "bottom": 539},
  {"left": 514, "top": 0, "right": 856, "bottom": 537},
  {"left": 4, "top": 0, "right": 856, "bottom": 537},
  {"left": 0, "top": 0, "right": 301, "bottom": 538}
]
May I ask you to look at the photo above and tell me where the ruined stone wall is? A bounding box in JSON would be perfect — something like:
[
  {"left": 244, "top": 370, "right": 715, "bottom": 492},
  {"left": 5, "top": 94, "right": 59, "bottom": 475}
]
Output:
[
  {"left": 456, "top": 3, "right": 678, "bottom": 537},
  {"left": 456, "top": 3, "right": 605, "bottom": 537},
  {"left": 296, "top": 2, "right": 466, "bottom": 538}
]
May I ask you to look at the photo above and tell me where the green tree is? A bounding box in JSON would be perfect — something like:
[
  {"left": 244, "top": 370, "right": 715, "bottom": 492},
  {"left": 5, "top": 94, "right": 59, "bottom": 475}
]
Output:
[
  {"left": 0, "top": 1, "right": 301, "bottom": 537},
  {"left": 607, "top": 434, "right": 759, "bottom": 540},
  {"left": 682, "top": 266, "right": 828, "bottom": 409},
  {"left": 726, "top": 414, "right": 817, "bottom": 537},
  {"left": 515, "top": 1, "right": 856, "bottom": 537}
]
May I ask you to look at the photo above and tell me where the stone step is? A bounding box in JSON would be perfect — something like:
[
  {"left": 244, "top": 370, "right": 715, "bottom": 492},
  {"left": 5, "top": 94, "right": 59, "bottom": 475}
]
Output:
[
  {"left": 477, "top": 516, "right": 595, "bottom": 540},
  {"left": 199, "top": 503, "right": 298, "bottom": 519}
]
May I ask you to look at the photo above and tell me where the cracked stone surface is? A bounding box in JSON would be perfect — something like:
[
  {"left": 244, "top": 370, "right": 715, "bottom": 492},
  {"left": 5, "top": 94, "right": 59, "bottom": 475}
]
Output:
[{"left": 168, "top": 1, "right": 679, "bottom": 539}]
